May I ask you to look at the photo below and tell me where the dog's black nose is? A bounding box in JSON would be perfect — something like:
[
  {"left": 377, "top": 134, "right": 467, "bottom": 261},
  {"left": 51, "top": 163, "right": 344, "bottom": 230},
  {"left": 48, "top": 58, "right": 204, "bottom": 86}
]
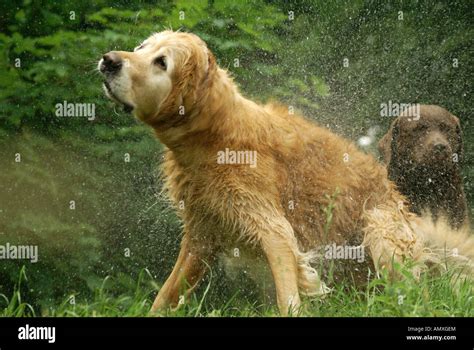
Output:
[
  {"left": 101, "top": 52, "right": 122, "bottom": 74},
  {"left": 433, "top": 143, "right": 447, "bottom": 153}
]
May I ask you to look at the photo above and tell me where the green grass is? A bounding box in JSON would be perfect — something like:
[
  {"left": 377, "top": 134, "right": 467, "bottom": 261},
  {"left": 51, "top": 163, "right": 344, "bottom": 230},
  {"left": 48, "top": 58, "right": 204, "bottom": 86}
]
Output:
[{"left": 1, "top": 266, "right": 472, "bottom": 317}]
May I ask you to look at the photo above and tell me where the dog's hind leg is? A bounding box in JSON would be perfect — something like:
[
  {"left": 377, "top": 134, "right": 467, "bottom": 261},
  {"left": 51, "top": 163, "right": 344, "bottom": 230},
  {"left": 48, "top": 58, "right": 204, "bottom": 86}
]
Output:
[
  {"left": 151, "top": 234, "right": 212, "bottom": 313},
  {"left": 260, "top": 233, "right": 302, "bottom": 316},
  {"left": 247, "top": 212, "right": 329, "bottom": 315}
]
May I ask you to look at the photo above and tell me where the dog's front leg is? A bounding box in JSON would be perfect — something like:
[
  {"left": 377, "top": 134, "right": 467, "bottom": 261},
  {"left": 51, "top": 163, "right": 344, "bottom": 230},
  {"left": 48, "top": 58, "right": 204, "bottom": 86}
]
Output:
[{"left": 151, "top": 234, "right": 210, "bottom": 313}]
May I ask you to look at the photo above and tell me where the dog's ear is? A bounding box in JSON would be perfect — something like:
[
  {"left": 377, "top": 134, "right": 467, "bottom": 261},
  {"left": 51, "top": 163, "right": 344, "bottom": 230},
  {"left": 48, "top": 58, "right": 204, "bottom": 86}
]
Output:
[
  {"left": 203, "top": 48, "right": 217, "bottom": 85},
  {"left": 378, "top": 118, "right": 400, "bottom": 164},
  {"left": 207, "top": 49, "right": 216, "bottom": 70},
  {"left": 453, "top": 116, "right": 464, "bottom": 165}
]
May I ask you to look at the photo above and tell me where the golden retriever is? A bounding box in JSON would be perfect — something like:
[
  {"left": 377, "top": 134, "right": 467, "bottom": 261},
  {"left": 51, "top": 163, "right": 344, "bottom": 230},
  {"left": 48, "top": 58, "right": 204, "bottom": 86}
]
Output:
[{"left": 99, "top": 31, "right": 474, "bottom": 315}]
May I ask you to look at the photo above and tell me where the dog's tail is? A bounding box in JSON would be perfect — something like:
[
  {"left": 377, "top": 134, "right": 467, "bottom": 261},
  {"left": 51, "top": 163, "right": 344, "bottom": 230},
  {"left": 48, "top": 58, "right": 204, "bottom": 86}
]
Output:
[
  {"left": 411, "top": 215, "right": 474, "bottom": 277},
  {"left": 363, "top": 202, "right": 474, "bottom": 280}
]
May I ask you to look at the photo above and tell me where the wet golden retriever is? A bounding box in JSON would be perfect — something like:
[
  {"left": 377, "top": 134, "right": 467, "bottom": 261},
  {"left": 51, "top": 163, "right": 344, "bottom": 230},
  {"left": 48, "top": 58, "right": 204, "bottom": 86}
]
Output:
[{"left": 99, "top": 31, "right": 474, "bottom": 315}]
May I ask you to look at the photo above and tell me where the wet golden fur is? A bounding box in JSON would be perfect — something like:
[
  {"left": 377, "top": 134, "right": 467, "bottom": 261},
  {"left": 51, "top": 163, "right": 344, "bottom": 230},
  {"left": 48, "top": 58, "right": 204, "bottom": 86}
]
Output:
[{"left": 100, "top": 31, "right": 473, "bottom": 315}]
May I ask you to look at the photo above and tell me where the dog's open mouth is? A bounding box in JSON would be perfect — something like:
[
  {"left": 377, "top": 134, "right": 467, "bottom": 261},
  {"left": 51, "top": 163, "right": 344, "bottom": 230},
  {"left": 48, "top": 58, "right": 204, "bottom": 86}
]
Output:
[{"left": 103, "top": 81, "right": 134, "bottom": 113}]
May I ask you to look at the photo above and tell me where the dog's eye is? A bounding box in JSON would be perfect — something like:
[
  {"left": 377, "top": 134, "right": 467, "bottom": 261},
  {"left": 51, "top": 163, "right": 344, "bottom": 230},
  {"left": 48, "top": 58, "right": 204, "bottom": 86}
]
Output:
[{"left": 153, "top": 56, "right": 167, "bottom": 70}]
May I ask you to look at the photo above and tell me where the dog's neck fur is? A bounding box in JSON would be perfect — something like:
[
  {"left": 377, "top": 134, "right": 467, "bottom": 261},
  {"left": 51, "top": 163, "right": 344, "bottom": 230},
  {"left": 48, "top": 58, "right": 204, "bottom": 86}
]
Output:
[{"left": 151, "top": 67, "right": 270, "bottom": 166}]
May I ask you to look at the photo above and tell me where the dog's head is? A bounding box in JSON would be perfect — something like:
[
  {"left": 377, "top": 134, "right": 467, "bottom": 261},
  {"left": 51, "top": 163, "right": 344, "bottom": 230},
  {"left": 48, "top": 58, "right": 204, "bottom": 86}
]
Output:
[
  {"left": 379, "top": 105, "right": 463, "bottom": 174},
  {"left": 98, "top": 31, "right": 215, "bottom": 126}
]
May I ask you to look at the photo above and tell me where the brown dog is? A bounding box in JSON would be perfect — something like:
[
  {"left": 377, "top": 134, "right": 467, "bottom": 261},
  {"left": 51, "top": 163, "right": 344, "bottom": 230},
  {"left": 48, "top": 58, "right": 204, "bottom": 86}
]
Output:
[
  {"left": 378, "top": 105, "right": 468, "bottom": 230},
  {"left": 99, "top": 32, "right": 473, "bottom": 315}
]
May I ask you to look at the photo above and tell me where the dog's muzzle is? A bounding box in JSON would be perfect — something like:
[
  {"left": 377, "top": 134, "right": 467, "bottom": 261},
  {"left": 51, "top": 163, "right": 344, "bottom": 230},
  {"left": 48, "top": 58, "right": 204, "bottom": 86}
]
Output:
[
  {"left": 420, "top": 141, "right": 452, "bottom": 168},
  {"left": 99, "top": 51, "right": 134, "bottom": 113}
]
